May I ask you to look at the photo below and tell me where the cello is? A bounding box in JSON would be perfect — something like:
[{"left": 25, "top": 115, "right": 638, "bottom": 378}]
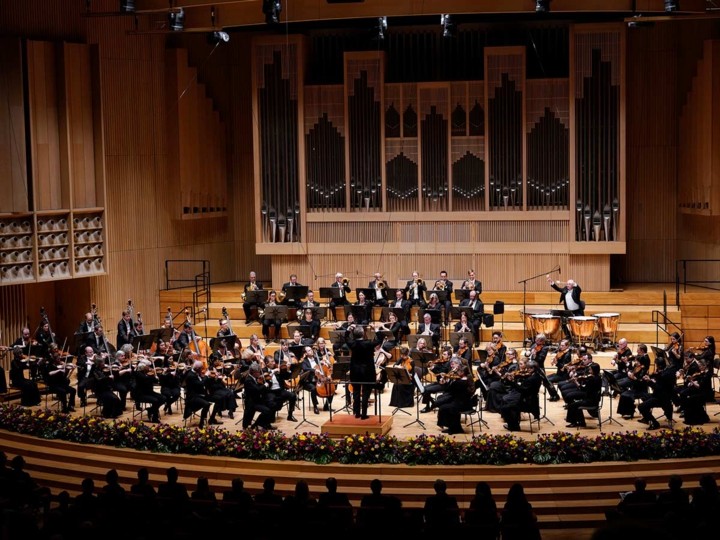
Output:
[
  {"left": 185, "top": 309, "right": 210, "bottom": 371},
  {"left": 315, "top": 357, "right": 336, "bottom": 398}
]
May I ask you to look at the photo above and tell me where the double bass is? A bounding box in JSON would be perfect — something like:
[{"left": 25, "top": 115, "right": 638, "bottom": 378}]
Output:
[{"left": 185, "top": 309, "right": 210, "bottom": 370}]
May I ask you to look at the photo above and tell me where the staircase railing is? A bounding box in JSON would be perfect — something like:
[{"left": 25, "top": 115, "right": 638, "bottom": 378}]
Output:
[
  {"left": 164, "top": 259, "right": 211, "bottom": 334},
  {"left": 675, "top": 258, "right": 720, "bottom": 308}
]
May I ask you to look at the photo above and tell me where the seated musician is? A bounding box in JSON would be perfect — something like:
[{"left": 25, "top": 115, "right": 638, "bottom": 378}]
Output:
[
  {"left": 460, "top": 269, "right": 483, "bottom": 295},
  {"left": 281, "top": 273, "right": 303, "bottom": 309},
  {"left": 91, "top": 356, "right": 122, "bottom": 419},
  {"left": 299, "top": 290, "right": 319, "bottom": 309},
  {"left": 547, "top": 339, "right": 573, "bottom": 385},
  {"left": 610, "top": 338, "right": 633, "bottom": 385},
  {"left": 43, "top": 348, "right": 76, "bottom": 413},
  {"left": 9, "top": 346, "right": 41, "bottom": 406},
  {"left": 485, "top": 348, "right": 520, "bottom": 413},
  {"left": 242, "top": 334, "right": 265, "bottom": 365},
  {"left": 298, "top": 308, "right": 321, "bottom": 343},
  {"left": 419, "top": 347, "right": 453, "bottom": 413},
  {"left": 454, "top": 311, "right": 475, "bottom": 343},
  {"left": 433, "top": 270, "right": 454, "bottom": 326},
  {"left": 405, "top": 271, "right": 427, "bottom": 308},
  {"left": 617, "top": 344, "right": 650, "bottom": 419},
  {"left": 300, "top": 346, "right": 322, "bottom": 415},
  {"left": 205, "top": 361, "right": 237, "bottom": 420},
  {"left": 110, "top": 348, "right": 135, "bottom": 410},
  {"left": 184, "top": 360, "right": 222, "bottom": 428},
  {"left": 242, "top": 271, "right": 264, "bottom": 322},
  {"left": 565, "top": 361, "right": 602, "bottom": 428},
  {"left": 217, "top": 318, "right": 233, "bottom": 338},
  {"left": 389, "top": 288, "right": 411, "bottom": 322},
  {"left": 373, "top": 340, "right": 393, "bottom": 393},
  {"left": 638, "top": 356, "right": 678, "bottom": 430},
  {"left": 476, "top": 342, "right": 499, "bottom": 396},
  {"left": 274, "top": 339, "right": 296, "bottom": 366},
  {"left": 378, "top": 310, "right": 407, "bottom": 352},
  {"left": 684, "top": 335, "right": 716, "bottom": 402},
  {"left": 417, "top": 312, "right": 441, "bottom": 350},
  {"left": 77, "top": 312, "right": 96, "bottom": 335},
  {"left": 173, "top": 322, "right": 194, "bottom": 352},
  {"left": 491, "top": 331, "right": 507, "bottom": 362},
  {"left": 133, "top": 361, "right": 165, "bottom": 423},
  {"left": 158, "top": 360, "right": 183, "bottom": 415},
  {"left": 76, "top": 346, "right": 97, "bottom": 407},
  {"left": 332, "top": 313, "right": 358, "bottom": 354},
  {"left": 665, "top": 332, "right": 684, "bottom": 370},
  {"left": 262, "top": 290, "right": 284, "bottom": 344},
  {"left": 558, "top": 351, "right": 594, "bottom": 404},
  {"left": 34, "top": 320, "right": 55, "bottom": 360},
  {"left": 329, "top": 272, "right": 351, "bottom": 321},
  {"left": 454, "top": 337, "right": 473, "bottom": 367},
  {"left": 459, "top": 290, "right": 484, "bottom": 339},
  {"left": 678, "top": 357, "right": 711, "bottom": 425},
  {"left": 264, "top": 355, "right": 297, "bottom": 421},
  {"left": 352, "top": 291, "right": 372, "bottom": 325},
  {"left": 368, "top": 272, "right": 388, "bottom": 307},
  {"left": 500, "top": 359, "right": 543, "bottom": 432},
  {"left": 241, "top": 362, "right": 278, "bottom": 430},
  {"left": 437, "top": 362, "right": 476, "bottom": 435},
  {"left": 389, "top": 346, "right": 416, "bottom": 409},
  {"left": 425, "top": 293, "right": 443, "bottom": 324}
]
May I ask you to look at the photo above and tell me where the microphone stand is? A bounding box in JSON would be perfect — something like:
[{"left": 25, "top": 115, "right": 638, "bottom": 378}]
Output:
[{"left": 518, "top": 266, "right": 560, "bottom": 346}]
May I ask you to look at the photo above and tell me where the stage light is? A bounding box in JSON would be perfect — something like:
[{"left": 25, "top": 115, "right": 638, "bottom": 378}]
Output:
[
  {"left": 535, "top": 0, "right": 550, "bottom": 13},
  {"left": 664, "top": 1, "right": 678, "bottom": 12},
  {"left": 168, "top": 8, "right": 184, "bottom": 31},
  {"left": 208, "top": 31, "right": 230, "bottom": 45},
  {"left": 120, "top": 0, "right": 135, "bottom": 13},
  {"left": 263, "top": 0, "right": 282, "bottom": 25},
  {"left": 441, "top": 14, "right": 456, "bottom": 38}
]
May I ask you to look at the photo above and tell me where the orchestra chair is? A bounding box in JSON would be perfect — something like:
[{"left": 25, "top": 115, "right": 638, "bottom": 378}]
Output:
[
  {"left": 131, "top": 397, "right": 152, "bottom": 422},
  {"left": 461, "top": 391, "right": 487, "bottom": 436},
  {"left": 575, "top": 391, "right": 604, "bottom": 431},
  {"left": 520, "top": 392, "right": 541, "bottom": 434},
  {"left": 43, "top": 387, "right": 63, "bottom": 412}
]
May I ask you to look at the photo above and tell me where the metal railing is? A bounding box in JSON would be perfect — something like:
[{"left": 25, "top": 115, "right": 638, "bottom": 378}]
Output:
[
  {"left": 651, "top": 310, "right": 683, "bottom": 348},
  {"left": 675, "top": 259, "right": 720, "bottom": 307},
  {"left": 165, "top": 260, "right": 211, "bottom": 334}
]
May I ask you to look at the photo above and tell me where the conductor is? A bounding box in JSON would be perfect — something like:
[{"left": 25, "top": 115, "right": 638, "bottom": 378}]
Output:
[
  {"left": 546, "top": 275, "right": 584, "bottom": 316},
  {"left": 346, "top": 326, "right": 382, "bottom": 420}
]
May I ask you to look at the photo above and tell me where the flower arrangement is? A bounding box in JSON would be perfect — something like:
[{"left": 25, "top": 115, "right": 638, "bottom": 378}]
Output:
[{"left": 2, "top": 404, "right": 720, "bottom": 466}]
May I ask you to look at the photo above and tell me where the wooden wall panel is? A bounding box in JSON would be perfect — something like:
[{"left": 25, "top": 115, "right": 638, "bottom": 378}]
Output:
[
  {"left": 27, "top": 40, "right": 65, "bottom": 211},
  {"left": 0, "top": 37, "right": 29, "bottom": 214}
]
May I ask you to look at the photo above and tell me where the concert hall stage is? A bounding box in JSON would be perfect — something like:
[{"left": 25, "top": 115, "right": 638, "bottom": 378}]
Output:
[{"left": 320, "top": 414, "right": 393, "bottom": 437}]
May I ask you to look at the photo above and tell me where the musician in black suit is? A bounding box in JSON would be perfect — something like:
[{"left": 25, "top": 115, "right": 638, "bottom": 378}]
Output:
[
  {"left": 86, "top": 325, "right": 112, "bottom": 358},
  {"left": 459, "top": 290, "right": 484, "bottom": 339},
  {"left": 77, "top": 313, "right": 96, "bottom": 335},
  {"left": 405, "top": 271, "right": 427, "bottom": 308},
  {"left": 173, "top": 322, "right": 193, "bottom": 352},
  {"left": 500, "top": 359, "right": 543, "bottom": 432},
  {"left": 432, "top": 270, "right": 454, "bottom": 326},
  {"left": 91, "top": 357, "right": 122, "bottom": 418},
  {"left": 183, "top": 361, "right": 221, "bottom": 428},
  {"left": 417, "top": 312, "right": 441, "bottom": 350},
  {"left": 352, "top": 291, "right": 372, "bottom": 325},
  {"left": 280, "top": 273, "right": 303, "bottom": 309},
  {"left": 300, "top": 346, "right": 322, "bottom": 414},
  {"left": 329, "top": 273, "right": 351, "bottom": 321},
  {"left": 76, "top": 346, "right": 96, "bottom": 407},
  {"left": 133, "top": 362, "right": 165, "bottom": 423},
  {"left": 298, "top": 308, "right": 321, "bottom": 342},
  {"left": 565, "top": 362, "right": 602, "bottom": 428},
  {"left": 638, "top": 356, "right": 677, "bottom": 430},
  {"left": 116, "top": 311, "right": 136, "bottom": 350},
  {"left": 242, "top": 271, "right": 264, "bottom": 322},
  {"left": 261, "top": 290, "right": 283, "bottom": 344},
  {"left": 9, "top": 347, "right": 41, "bottom": 406},
  {"left": 368, "top": 272, "right": 388, "bottom": 307},
  {"left": 388, "top": 288, "right": 411, "bottom": 322},
  {"left": 459, "top": 269, "right": 482, "bottom": 295},
  {"left": 264, "top": 356, "right": 298, "bottom": 421},
  {"left": 299, "top": 290, "right": 320, "bottom": 309}
]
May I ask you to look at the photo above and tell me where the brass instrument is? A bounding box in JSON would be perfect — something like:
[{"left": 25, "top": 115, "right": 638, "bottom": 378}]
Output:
[
  {"left": 277, "top": 290, "right": 287, "bottom": 302},
  {"left": 434, "top": 280, "right": 446, "bottom": 291},
  {"left": 341, "top": 277, "right": 350, "bottom": 287},
  {"left": 377, "top": 281, "right": 386, "bottom": 289},
  {"left": 241, "top": 281, "right": 259, "bottom": 301},
  {"left": 462, "top": 279, "right": 474, "bottom": 290}
]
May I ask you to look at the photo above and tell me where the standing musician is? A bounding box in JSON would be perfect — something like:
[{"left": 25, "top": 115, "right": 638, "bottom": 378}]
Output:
[
  {"left": 242, "top": 271, "right": 264, "bottom": 322},
  {"left": 264, "top": 356, "right": 298, "bottom": 422},
  {"left": 298, "top": 308, "right": 321, "bottom": 343},
  {"left": 458, "top": 290, "right": 483, "bottom": 341},
  {"left": 460, "top": 269, "right": 483, "bottom": 295},
  {"left": 241, "top": 362, "right": 277, "bottom": 430},
  {"left": 389, "top": 346, "right": 416, "bottom": 409},
  {"left": 665, "top": 332, "right": 684, "bottom": 369},
  {"left": 500, "top": 359, "right": 543, "bottom": 432},
  {"left": 432, "top": 270, "right": 454, "bottom": 326},
  {"left": 9, "top": 346, "right": 41, "bottom": 406},
  {"left": 389, "top": 288, "right": 411, "bottom": 322},
  {"left": 437, "top": 362, "right": 476, "bottom": 435},
  {"left": 300, "top": 290, "right": 320, "bottom": 309},
  {"left": 638, "top": 356, "right": 677, "bottom": 430},
  {"left": 369, "top": 272, "right": 389, "bottom": 307},
  {"left": 43, "top": 350, "right": 76, "bottom": 413},
  {"left": 346, "top": 326, "right": 383, "bottom": 419},
  {"left": 610, "top": 338, "right": 634, "bottom": 386},
  {"left": 329, "top": 272, "right": 351, "bottom": 321},
  {"left": 281, "top": 273, "right": 303, "bottom": 309},
  {"left": 419, "top": 347, "right": 454, "bottom": 413},
  {"left": 133, "top": 362, "right": 165, "bottom": 423},
  {"left": 261, "top": 290, "right": 284, "bottom": 344},
  {"left": 158, "top": 361, "right": 183, "bottom": 415},
  {"left": 405, "top": 271, "right": 427, "bottom": 309},
  {"left": 116, "top": 310, "right": 136, "bottom": 350},
  {"left": 91, "top": 356, "right": 122, "bottom": 418},
  {"left": 565, "top": 362, "right": 602, "bottom": 428},
  {"left": 417, "top": 312, "right": 441, "bottom": 350},
  {"left": 617, "top": 344, "right": 651, "bottom": 419},
  {"left": 183, "top": 360, "right": 222, "bottom": 428}
]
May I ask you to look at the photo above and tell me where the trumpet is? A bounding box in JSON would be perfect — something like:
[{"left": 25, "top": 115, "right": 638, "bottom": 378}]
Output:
[
  {"left": 434, "top": 280, "right": 446, "bottom": 291},
  {"left": 462, "top": 279, "right": 474, "bottom": 290}
]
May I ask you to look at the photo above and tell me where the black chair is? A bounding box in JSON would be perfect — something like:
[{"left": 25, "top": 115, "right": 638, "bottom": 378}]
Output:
[
  {"left": 493, "top": 301, "right": 505, "bottom": 332},
  {"left": 520, "top": 392, "right": 541, "bottom": 434},
  {"left": 576, "top": 391, "right": 603, "bottom": 431}
]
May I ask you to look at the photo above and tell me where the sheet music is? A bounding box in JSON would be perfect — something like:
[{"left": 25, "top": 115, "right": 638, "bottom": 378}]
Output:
[{"left": 414, "top": 373, "right": 425, "bottom": 393}]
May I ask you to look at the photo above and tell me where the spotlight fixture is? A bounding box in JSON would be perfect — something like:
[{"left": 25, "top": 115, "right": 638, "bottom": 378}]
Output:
[
  {"left": 262, "top": 0, "right": 282, "bottom": 25},
  {"left": 535, "top": 0, "right": 550, "bottom": 13},
  {"left": 374, "top": 16, "right": 387, "bottom": 40},
  {"left": 440, "top": 14, "right": 456, "bottom": 38},
  {"left": 168, "top": 8, "right": 184, "bottom": 31},
  {"left": 119, "top": 0, "right": 135, "bottom": 13},
  {"left": 208, "top": 31, "right": 230, "bottom": 45},
  {"left": 664, "top": 0, "right": 678, "bottom": 12}
]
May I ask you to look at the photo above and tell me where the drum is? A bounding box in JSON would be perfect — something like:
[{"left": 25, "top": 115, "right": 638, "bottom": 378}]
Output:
[
  {"left": 594, "top": 313, "right": 620, "bottom": 337},
  {"left": 531, "top": 314, "right": 562, "bottom": 341},
  {"left": 521, "top": 309, "right": 548, "bottom": 337},
  {"left": 569, "top": 316, "right": 598, "bottom": 342}
]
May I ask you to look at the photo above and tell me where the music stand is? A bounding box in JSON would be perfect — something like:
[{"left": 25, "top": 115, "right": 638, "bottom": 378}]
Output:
[
  {"left": 449, "top": 332, "right": 474, "bottom": 349},
  {"left": 305, "top": 306, "right": 327, "bottom": 321},
  {"left": 429, "top": 289, "right": 449, "bottom": 303},
  {"left": 293, "top": 370, "right": 318, "bottom": 429},
  {"left": 264, "top": 305, "right": 288, "bottom": 322},
  {"left": 382, "top": 307, "right": 407, "bottom": 322},
  {"left": 384, "top": 287, "right": 403, "bottom": 301},
  {"left": 451, "top": 306, "right": 475, "bottom": 322},
  {"left": 601, "top": 370, "right": 624, "bottom": 427},
  {"left": 331, "top": 359, "right": 351, "bottom": 415},
  {"left": 536, "top": 370, "right": 556, "bottom": 426},
  {"left": 410, "top": 350, "right": 437, "bottom": 382},
  {"left": 73, "top": 332, "right": 92, "bottom": 354},
  {"left": 385, "top": 366, "right": 413, "bottom": 417},
  {"left": 345, "top": 304, "right": 370, "bottom": 323},
  {"left": 650, "top": 346, "right": 668, "bottom": 360},
  {"left": 355, "top": 288, "right": 376, "bottom": 303},
  {"left": 283, "top": 285, "right": 308, "bottom": 303},
  {"left": 419, "top": 308, "right": 442, "bottom": 325},
  {"left": 454, "top": 289, "right": 471, "bottom": 302},
  {"left": 132, "top": 334, "right": 155, "bottom": 354},
  {"left": 246, "top": 289, "right": 268, "bottom": 304},
  {"left": 150, "top": 327, "right": 173, "bottom": 345},
  {"left": 404, "top": 373, "right": 427, "bottom": 429},
  {"left": 288, "top": 345, "right": 307, "bottom": 361},
  {"left": 210, "top": 335, "right": 237, "bottom": 353},
  {"left": 328, "top": 330, "right": 347, "bottom": 348},
  {"left": 319, "top": 287, "right": 341, "bottom": 301}
]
